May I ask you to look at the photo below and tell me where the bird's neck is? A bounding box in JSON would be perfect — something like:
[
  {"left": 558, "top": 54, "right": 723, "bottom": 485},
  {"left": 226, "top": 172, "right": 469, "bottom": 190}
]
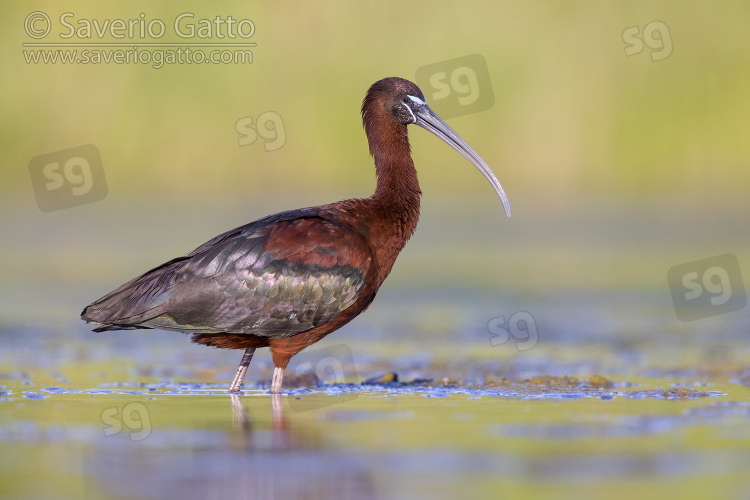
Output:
[
  {"left": 369, "top": 118, "right": 421, "bottom": 227},
  {"left": 364, "top": 121, "right": 422, "bottom": 286},
  {"left": 367, "top": 118, "right": 421, "bottom": 205},
  {"left": 372, "top": 159, "right": 421, "bottom": 218}
]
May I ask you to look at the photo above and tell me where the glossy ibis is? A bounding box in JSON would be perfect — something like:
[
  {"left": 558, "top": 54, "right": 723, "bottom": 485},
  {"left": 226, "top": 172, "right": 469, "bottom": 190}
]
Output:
[{"left": 81, "top": 77, "right": 511, "bottom": 394}]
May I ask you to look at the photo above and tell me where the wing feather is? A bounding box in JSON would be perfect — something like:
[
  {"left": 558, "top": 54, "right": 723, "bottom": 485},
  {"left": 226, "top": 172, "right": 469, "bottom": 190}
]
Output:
[{"left": 82, "top": 209, "right": 372, "bottom": 340}]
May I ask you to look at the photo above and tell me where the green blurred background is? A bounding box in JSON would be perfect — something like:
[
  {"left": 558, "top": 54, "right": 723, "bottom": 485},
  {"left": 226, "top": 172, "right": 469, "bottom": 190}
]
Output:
[{"left": 1, "top": 1, "right": 749, "bottom": 328}]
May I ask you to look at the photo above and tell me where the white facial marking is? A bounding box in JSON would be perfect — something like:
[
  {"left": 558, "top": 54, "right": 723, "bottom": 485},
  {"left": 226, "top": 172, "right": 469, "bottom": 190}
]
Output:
[
  {"left": 402, "top": 95, "right": 425, "bottom": 123},
  {"left": 406, "top": 95, "right": 426, "bottom": 106},
  {"left": 402, "top": 103, "right": 416, "bottom": 123}
]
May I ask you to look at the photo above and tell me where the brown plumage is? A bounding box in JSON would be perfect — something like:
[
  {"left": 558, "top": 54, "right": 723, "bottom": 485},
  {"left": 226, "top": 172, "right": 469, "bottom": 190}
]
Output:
[{"left": 81, "top": 77, "right": 510, "bottom": 393}]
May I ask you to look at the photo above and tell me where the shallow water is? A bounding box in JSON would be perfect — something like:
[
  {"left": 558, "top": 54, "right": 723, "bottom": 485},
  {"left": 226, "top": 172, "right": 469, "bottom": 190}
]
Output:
[{"left": 1, "top": 290, "right": 750, "bottom": 500}]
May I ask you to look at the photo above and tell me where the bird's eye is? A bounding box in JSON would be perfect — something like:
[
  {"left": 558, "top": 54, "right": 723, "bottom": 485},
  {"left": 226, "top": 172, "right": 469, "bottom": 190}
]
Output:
[{"left": 402, "top": 97, "right": 409, "bottom": 104}]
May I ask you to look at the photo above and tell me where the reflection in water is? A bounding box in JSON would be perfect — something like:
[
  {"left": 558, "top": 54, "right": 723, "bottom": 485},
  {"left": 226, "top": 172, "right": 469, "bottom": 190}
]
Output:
[
  {"left": 230, "top": 392, "right": 291, "bottom": 451},
  {"left": 83, "top": 393, "right": 378, "bottom": 500}
]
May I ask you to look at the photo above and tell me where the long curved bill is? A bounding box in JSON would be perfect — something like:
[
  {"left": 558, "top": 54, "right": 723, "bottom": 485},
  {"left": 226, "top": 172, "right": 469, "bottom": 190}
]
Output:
[{"left": 412, "top": 101, "right": 511, "bottom": 217}]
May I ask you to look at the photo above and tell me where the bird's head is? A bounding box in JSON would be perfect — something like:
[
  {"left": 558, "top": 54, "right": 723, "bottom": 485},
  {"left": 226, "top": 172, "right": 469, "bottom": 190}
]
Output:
[{"left": 362, "top": 77, "right": 511, "bottom": 217}]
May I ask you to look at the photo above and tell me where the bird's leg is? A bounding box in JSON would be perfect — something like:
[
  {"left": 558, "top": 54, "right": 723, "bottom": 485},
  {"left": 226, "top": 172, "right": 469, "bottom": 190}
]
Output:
[
  {"left": 228, "top": 348, "right": 256, "bottom": 393},
  {"left": 270, "top": 366, "right": 284, "bottom": 394}
]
